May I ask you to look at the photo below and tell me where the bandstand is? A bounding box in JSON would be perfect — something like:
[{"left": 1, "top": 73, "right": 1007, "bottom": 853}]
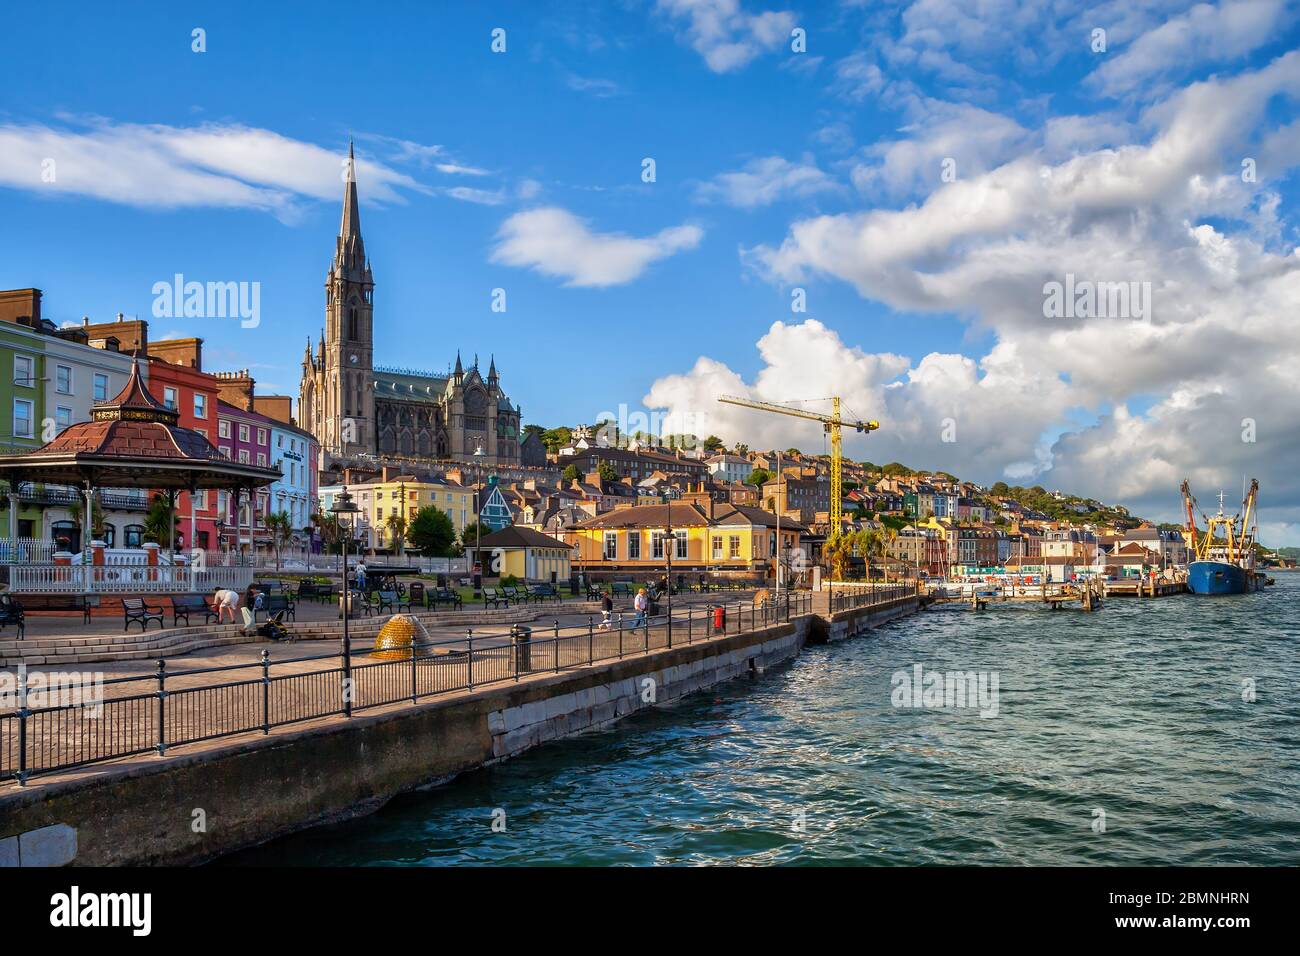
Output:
[{"left": 0, "top": 361, "right": 280, "bottom": 596}]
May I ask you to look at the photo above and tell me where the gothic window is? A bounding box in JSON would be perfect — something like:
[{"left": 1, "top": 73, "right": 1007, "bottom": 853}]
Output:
[{"left": 349, "top": 303, "right": 359, "bottom": 340}]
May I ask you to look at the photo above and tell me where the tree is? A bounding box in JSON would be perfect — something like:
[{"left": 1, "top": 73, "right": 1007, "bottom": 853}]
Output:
[
  {"left": 784, "top": 447, "right": 802, "bottom": 456},
  {"left": 597, "top": 462, "right": 618, "bottom": 482},
  {"left": 746, "top": 468, "right": 774, "bottom": 487},
  {"left": 144, "top": 493, "right": 180, "bottom": 546},
  {"left": 264, "top": 510, "right": 293, "bottom": 572},
  {"left": 69, "top": 494, "right": 106, "bottom": 544},
  {"left": 541, "top": 426, "right": 572, "bottom": 454},
  {"left": 562, "top": 464, "right": 582, "bottom": 483},
  {"left": 733, "top": 442, "right": 749, "bottom": 456},
  {"left": 408, "top": 506, "right": 457, "bottom": 556},
  {"left": 990, "top": 481, "right": 1010, "bottom": 496},
  {"left": 311, "top": 511, "right": 342, "bottom": 555},
  {"left": 384, "top": 509, "right": 408, "bottom": 555},
  {"left": 461, "top": 520, "right": 489, "bottom": 550},
  {"left": 703, "top": 434, "right": 725, "bottom": 452}
]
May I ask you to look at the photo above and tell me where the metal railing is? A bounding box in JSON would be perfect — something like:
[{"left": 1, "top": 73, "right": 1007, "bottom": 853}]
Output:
[
  {"left": 6, "top": 564, "right": 253, "bottom": 594},
  {"left": 0, "top": 592, "right": 811, "bottom": 784},
  {"left": 827, "top": 582, "right": 919, "bottom": 613}
]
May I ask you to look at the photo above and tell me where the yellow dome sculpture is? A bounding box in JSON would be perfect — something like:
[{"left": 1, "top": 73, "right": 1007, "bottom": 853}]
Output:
[{"left": 371, "top": 613, "right": 432, "bottom": 660}]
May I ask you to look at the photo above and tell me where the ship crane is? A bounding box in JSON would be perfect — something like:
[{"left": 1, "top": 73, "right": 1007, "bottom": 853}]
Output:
[{"left": 717, "top": 395, "right": 879, "bottom": 539}]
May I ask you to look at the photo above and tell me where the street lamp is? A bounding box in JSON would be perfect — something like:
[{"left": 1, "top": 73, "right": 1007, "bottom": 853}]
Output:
[
  {"left": 330, "top": 486, "right": 361, "bottom": 719},
  {"left": 665, "top": 503, "right": 673, "bottom": 644},
  {"left": 472, "top": 445, "right": 484, "bottom": 597}
]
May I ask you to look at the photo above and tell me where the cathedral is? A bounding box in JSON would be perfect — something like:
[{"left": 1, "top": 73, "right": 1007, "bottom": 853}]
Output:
[{"left": 299, "top": 143, "right": 522, "bottom": 466}]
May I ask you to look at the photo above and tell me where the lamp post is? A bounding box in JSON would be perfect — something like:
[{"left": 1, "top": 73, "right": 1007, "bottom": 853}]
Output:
[
  {"left": 472, "top": 445, "right": 484, "bottom": 596},
  {"left": 665, "top": 503, "right": 673, "bottom": 644},
  {"left": 330, "top": 486, "right": 360, "bottom": 719}
]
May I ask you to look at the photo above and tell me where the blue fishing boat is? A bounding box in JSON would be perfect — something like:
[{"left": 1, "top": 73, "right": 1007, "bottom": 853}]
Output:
[{"left": 1180, "top": 480, "right": 1260, "bottom": 596}]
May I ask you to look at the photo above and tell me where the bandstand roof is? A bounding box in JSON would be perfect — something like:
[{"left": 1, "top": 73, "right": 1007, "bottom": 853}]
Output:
[{"left": 0, "top": 360, "right": 282, "bottom": 491}]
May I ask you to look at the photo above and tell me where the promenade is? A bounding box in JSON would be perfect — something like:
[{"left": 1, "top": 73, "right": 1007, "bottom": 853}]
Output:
[{"left": 2, "top": 588, "right": 843, "bottom": 787}]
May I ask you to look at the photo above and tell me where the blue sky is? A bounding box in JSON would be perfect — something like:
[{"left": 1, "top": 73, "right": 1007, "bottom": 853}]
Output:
[{"left": 3, "top": 1, "right": 1300, "bottom": 541}]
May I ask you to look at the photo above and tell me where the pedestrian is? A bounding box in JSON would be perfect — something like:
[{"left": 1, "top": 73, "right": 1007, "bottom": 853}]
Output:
[
  {"left": 634, "top": 587, "right": 648, "bottom": 627},
  {"left": 600, "top": 591, "right": 614, "bottom": 630},
  {"left": 213, "top": 586, "right": 241, "bottom": 624},
  {"left": 355, "top": 560, "right": 367, "bottom": 592}
]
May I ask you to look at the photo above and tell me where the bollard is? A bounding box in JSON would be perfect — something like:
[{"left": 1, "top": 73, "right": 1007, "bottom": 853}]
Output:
[{"left": 156, "top": 659, "right": 168, "bottom": 755}]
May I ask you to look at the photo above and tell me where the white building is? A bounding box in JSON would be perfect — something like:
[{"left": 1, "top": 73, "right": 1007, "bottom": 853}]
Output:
[{"left": 706, "top": 453, "right": 753, "bottom": 485}]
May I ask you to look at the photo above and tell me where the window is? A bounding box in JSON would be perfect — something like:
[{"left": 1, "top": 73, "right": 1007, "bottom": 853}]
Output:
[
  {"left": 194, "top": 393, "right": 207, "bottom": 419},
  {"left": 651, "top": 532, "right": 665, "bottom": 559},
  {"left": 238, "top": 424, "right": 249, "bottom": 442},
  {"left": 13, "top": 355, "right": 33, "bottom": 388},
  {"left": 195, "top": 428, "right": 207, "bottom": 439},
  {"left": 604, "top": 532, "right": 618, "bottom": 561},
  {"left": 55, "top": 406, "right": 72, "bottom": 433},
  {"left": 728, "top": 535, "right": 741, "bottom": 559},
  {"left": 93, "top": 372, "right": 108, "bottom": 402},
  {"left": 12, "top": 399, "right": 33, "bottom": 438},
  {"left": 628, "top": 532, "right": 641, "bottom": 560},
  {"left": 55, "top": 365, "right": 72, "bottom": 394},
  {"left": 238, "top": 449, "right": 249, "bottom": 464},
  {"left": 676, "top": 530, "right": 688, "bottom": 559},
  {"left": 257, "top": 428, "right": 267, "bottom": 446},
  {"left": 220, "top": 445, "right": 232, "bottom": 459},
  {"left": 194, "top": 490, "right": 207, "bottom": 510},
  {"left": 712, "top": 535, "right": 723, "bottom": 560},
  {"left": 163, "top": 386, "right": 177, "bottom": 409},
  {"left": 257, "top": 453, "right": 267, "bottom": 467},
  {"left": 124, "top": 524, "right": 145, "bottom": 548}
]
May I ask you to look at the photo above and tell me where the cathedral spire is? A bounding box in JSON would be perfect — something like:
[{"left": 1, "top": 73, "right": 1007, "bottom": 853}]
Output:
[{"left": 335, "top": 139, "right": 366, "bottom": 279}]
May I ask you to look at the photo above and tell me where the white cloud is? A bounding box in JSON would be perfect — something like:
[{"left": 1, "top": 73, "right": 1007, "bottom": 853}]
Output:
[
  {"left": 491, "top": 207, "right": 703, "bottom": 287},
  {"left": 653, "top": 53, "right": 1300, "bottom": 538},
  {"left": 695, "top": 155, "right": 840, "bottom": 209},
  {"left": 1090, "top": 0, "right": 1289, "bottom": 97},
  {"left": 655, "top": 0, "right": 796, "bottom": 73},
  {"left": 851, "top": 101, "right": 1029, "bottom": 198},
  {"left": 0, "top": 118, "right": 427, "bottom": 220}
]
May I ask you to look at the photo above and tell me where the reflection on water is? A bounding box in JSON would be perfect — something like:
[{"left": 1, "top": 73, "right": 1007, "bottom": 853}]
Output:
[{"left": 224, "top": 576, "right": 1300, "bottom": 866}]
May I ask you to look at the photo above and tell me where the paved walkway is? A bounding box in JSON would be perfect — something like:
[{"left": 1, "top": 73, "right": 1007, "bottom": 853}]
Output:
[{"left": 1, "top": 591, "right": 796, "bottom": 785}]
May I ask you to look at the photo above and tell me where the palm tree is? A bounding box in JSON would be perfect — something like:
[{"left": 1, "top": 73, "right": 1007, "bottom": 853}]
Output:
[
  {"left": 264, "top": 510, "right": 293, "bottom": 573},
  {"left": 384, "top": 510, "right": 407, "bottom": 556}
]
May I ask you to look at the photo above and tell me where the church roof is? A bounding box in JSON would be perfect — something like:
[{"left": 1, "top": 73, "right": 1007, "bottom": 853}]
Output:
[{"left": 373, "top": 366, "right": 450, "bottom": 402}]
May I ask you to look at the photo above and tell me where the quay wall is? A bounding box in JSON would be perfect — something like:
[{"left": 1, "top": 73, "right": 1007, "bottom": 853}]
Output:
[
  {"left": 1, "top": 593, "right": 920, "bottom": 866},
  {"left": 0, "top": 618, "right": 814, "bottom": 866}
]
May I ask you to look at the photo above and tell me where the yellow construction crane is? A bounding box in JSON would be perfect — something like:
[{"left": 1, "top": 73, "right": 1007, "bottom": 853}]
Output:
[{"left": 717, "top": 395, "right": 879, "bottom": 538}]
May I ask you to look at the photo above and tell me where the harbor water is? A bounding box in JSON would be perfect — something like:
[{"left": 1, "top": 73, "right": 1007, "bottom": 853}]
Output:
[{"left": 226, "top": 575, "right": 1299, "bottom": 866}]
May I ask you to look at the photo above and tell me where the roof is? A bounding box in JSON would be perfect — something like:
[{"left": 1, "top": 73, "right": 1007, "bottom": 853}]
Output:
[
  {"left": 477, "top": 525, "right": 572, "bottom": 551},
  {"left": 572, "top": 502, "right": 710, "bottom": 529},
  {"left": 0, "top": 361, "right": 281, "bottom": 490},
  {"left": 714, "top": 505, "right": 810, "bottom": 533}
]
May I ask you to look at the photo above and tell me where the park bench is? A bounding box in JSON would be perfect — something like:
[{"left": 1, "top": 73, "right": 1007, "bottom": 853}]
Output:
[
  {"left": 339, "top": 590, "right": 377, "bottom": 619},
  {"left": 502, "top": 585, "right": 527, "bottom": 604},
  {"left": 429, "top": 587, "right": 462, "bottom": 610},
  {"left": 122, "top": 597, "right": 165, "bottom": 632},
  {"left": 0, "top": 594, "right": 25, "bottom": 640},
  {"left": 375, "top": 589, "right": 411, "bottom": 614},
  {"left": 171, "top": 594, "right": 219, "bottom": 628},
  {"left": 527, "top": 583, "right": 561, "bottom": 603},
  {"left": 482, "top": 586, "right": 509, "bottom": 609},
  {"left": 8, "top": 593, "right": 93, "bottom": 624},
  {"left": 611, "top": 582, "right": 633, "bottom": 598},
  {"left": 255, "top": 594, "right": 296, "bottom": 622}
]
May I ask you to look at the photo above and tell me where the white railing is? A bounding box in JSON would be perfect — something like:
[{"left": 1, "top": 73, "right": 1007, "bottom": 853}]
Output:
[
  {"left": 6, "top": 563, "right": 253, "bottom": 594},
  {"left": 0, "top": 538, "right": 56, "bottom": 564}
]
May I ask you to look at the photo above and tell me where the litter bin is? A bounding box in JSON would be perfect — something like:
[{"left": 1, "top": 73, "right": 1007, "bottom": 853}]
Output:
[
  {"left": 712, "top": 604, "right": 726, "bottom": 634},
  {"left": 512, "top": 624, "right": 532, "bottom": 672}
]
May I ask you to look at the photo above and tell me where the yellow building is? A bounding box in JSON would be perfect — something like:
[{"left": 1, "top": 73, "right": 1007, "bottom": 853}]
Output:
[
  {"left": 350, "top": 474, "right": 476, "bottom": 551},
  {"left": 563, "top": 501, "right": 805, "bottom": 582},
  {"left": 474, "top": 525, "right": 572, "bottom": 583}
]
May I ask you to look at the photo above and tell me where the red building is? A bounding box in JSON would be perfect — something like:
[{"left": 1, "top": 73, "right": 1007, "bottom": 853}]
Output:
[{"left": 143, "top": 340, "right": 224, "bottom": 550}]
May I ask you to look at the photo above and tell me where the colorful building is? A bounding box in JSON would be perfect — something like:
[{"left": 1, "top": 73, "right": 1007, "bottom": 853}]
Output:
[{"left": 216, "top": 400, "right": 275, "bottom": 554}]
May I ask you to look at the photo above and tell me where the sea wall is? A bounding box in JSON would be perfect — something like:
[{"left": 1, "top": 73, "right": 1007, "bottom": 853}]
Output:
[{"left": 0, "top": 617, "right": 812, "bottom": 866}]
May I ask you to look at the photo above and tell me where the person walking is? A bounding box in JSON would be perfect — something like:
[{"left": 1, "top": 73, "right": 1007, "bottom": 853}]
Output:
[
  {"left": 355, "top": 560, "right": 367, "bottom": 593},
  {"left": 634, "top": 587, "right": 648, "bottom": 627},
  {"left": 213, "top": 586, "right": 241, "bottom": 624},
  {"left": 600, "top": 591, "right": 614, "bottom": 630}
]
